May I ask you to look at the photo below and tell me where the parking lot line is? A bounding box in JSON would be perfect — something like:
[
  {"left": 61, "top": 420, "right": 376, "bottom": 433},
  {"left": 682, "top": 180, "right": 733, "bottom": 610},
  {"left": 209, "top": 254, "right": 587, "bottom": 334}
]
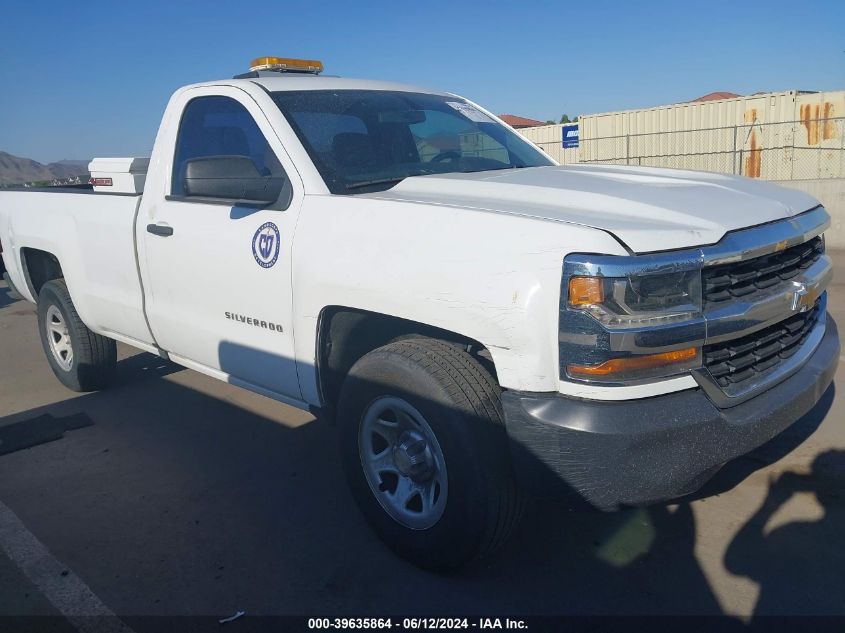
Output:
[{"left": 0, "top": 500, "right": 135, "bottom": 633}]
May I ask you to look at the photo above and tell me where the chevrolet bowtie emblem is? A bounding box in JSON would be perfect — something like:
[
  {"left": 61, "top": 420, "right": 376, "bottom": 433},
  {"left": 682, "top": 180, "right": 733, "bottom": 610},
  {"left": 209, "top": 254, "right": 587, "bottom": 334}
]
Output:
[{"left": 790, "top": 281, "right": 821, "bottom": 312}]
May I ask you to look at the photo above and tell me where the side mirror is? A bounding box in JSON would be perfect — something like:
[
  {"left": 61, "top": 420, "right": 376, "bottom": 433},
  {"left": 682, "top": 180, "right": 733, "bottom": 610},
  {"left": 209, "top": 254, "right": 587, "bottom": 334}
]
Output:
[{"left": 183, "top": 155, "right": 284, "bottom": 204}]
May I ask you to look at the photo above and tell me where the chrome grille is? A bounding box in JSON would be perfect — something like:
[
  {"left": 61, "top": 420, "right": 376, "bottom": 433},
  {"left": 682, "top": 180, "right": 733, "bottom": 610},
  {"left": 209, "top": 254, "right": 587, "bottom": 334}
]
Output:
[
  {"left": 702, "top": 236, "right": 824, "bottom": 307},
  {"left": 703, "top": 301, "right": 821, "bottom": 388}
]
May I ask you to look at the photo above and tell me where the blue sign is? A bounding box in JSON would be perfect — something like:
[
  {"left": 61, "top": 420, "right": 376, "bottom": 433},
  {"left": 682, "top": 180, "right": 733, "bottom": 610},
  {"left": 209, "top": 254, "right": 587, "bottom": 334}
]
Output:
[
  {"left": 252, "top": 222, "right": 281, "bottom": 268},
  {"left": 562, "top": 124, "right": 579, "bottom": 149}
]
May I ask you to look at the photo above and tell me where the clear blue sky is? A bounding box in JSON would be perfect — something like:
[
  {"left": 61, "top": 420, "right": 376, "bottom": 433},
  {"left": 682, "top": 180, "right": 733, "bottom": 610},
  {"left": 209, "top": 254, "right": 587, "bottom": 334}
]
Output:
[{"left": 1, "top": 0, "right": 843, "bottom": 163}]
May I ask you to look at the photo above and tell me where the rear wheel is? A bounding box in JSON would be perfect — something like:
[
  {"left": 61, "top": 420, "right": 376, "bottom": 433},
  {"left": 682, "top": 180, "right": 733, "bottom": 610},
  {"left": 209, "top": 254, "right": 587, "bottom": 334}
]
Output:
[
  {"left": 338, "top": 338, "right": 524, "bottom": 570},
  {"left": 37, "top": 279, "right": 116, "bottom": 391}
]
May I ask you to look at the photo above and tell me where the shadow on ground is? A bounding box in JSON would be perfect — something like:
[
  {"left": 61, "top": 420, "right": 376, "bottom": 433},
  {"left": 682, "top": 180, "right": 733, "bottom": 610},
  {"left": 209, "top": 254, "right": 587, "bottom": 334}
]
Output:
[
  {"left": 725, "top": 446, "right": 845, "bottom": 618},
  {"left": 0, "top": 283, "right": 17, "bottom": 310},
  {"left": 0, "top": 350, "right": 838, "bottom": 622}
]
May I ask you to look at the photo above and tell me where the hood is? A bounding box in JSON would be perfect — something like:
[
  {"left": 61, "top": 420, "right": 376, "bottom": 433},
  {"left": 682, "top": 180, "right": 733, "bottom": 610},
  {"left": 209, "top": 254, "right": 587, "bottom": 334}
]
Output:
[{"left": 362, "top": 165, "right": 820, "bottom": 253}]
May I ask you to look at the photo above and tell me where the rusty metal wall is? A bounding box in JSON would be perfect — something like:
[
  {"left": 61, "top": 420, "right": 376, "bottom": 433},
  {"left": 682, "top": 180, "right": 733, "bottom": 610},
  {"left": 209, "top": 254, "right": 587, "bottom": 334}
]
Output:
[{"left": 519, "top": 90, "right": 845, "bottom": 180}]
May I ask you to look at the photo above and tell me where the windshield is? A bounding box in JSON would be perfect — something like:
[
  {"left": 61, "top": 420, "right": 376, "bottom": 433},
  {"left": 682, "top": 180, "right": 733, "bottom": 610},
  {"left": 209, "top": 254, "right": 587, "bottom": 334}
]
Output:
[{"left": 271, "top": 90, "right": 554, "bottom": 194}]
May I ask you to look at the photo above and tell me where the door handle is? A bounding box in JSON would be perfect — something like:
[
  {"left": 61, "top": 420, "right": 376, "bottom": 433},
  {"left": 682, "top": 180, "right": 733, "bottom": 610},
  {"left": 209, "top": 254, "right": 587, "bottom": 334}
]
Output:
[{"left": 147, "top": 223, "right": 174, "bottom": 237}]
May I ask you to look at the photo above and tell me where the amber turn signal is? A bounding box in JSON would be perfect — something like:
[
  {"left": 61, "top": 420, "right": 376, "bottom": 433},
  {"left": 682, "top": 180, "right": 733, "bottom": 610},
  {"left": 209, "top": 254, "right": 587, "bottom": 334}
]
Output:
[
  {"left": 567, "top": 347, "right": 699, "bottom": 379},
  {"left": 568, "top": 276, "right": 604, "bottom": 307}
]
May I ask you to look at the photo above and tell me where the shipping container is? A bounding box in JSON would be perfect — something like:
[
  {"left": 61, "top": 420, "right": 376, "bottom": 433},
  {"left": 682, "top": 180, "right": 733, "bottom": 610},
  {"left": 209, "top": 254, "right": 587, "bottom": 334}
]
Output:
[{"left": 519, "top": 90, "right": 844, "bottom": 180}]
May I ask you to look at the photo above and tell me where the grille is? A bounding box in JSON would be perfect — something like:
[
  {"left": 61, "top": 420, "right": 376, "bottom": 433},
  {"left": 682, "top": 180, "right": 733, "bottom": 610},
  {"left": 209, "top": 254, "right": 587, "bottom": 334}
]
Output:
[
  {"left": 703, "top": 302, "right": 821, "bottom": 388},
  {"left": 702, "top": 236, "right": 824, "bottom": 307}
]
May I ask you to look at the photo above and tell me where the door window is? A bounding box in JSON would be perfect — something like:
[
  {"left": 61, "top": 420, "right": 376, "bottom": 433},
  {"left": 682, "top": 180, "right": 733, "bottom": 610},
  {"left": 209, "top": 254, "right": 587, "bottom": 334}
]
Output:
[{"left": 171, "top": 96, "right": 286, "bottom": 197}]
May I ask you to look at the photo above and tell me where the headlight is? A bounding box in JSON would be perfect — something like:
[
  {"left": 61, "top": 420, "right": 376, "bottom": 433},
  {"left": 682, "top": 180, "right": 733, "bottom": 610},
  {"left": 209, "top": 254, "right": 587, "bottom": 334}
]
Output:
[
  {"left": 568, "top": 270, "right": 702, "bottom": 327},
  {"left": 560, "top": 253, "right": 705, "bottom": 385}
]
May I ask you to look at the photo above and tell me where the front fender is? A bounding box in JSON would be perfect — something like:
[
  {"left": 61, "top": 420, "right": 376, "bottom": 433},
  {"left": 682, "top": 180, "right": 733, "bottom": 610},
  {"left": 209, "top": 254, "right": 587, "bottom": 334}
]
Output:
[{"left": 291, "top": 196, "right": 627, "bottom": 405}]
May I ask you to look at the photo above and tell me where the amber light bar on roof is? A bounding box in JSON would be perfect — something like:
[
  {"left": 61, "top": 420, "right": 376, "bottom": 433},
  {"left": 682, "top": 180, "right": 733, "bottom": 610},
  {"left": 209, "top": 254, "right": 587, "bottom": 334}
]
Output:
[{"left": 249, "top": 56, "right": 324, "bottom": 74}]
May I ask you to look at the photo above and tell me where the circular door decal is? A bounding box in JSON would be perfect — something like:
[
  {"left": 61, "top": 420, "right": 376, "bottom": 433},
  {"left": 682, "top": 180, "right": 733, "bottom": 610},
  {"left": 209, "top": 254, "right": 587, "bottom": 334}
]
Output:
[{"left": 252, "top": 222, "right": 281, "bottom": 268}]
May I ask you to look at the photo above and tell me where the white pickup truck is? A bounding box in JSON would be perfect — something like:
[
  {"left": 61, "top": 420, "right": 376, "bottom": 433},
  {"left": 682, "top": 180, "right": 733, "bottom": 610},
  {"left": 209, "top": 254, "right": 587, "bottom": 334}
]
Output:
[{"left": 0, "top": 57, "right": 839, "bottom": 569}]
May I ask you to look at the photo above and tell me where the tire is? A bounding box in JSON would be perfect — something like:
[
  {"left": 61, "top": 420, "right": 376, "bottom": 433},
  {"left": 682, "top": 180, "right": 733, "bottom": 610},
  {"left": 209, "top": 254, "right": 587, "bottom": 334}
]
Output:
[
  {"left": 338, "top": 338, "right": 524, "bottom": 570},
  {"left": 37, "top": 279, "right": 116, "bottom": 392}
]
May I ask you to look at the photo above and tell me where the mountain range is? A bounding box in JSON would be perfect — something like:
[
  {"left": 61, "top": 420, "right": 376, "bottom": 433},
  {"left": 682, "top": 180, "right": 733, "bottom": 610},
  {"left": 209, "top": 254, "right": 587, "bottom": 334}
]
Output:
[{"left": 0, "top": 152, "right": 90, "bottom": 186}]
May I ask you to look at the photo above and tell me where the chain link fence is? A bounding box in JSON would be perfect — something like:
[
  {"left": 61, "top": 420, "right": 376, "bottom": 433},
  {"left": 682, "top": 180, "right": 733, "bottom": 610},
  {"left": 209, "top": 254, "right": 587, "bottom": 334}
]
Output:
[{"left": 530, "top": 118, "right": 845, "bottom": 180}]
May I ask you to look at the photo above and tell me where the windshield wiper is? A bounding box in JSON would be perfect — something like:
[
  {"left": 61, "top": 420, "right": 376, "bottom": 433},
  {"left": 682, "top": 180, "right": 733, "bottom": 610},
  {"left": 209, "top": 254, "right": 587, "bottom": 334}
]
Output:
[{"left": 345, "top": 177, "right": 407, "bottom": 190}]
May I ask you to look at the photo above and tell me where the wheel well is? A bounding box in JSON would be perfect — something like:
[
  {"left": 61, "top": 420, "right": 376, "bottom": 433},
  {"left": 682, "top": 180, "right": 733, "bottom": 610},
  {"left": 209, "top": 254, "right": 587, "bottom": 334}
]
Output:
[
  {"left": 316, "top": 307, "right": 497, "bottom": 410},
  {"left": 21, "top": 248, "right": 64, "bottom": 297}
]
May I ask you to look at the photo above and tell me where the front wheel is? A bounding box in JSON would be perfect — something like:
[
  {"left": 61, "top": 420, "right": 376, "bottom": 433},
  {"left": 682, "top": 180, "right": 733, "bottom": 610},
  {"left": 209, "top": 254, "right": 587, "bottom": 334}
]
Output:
[
  {"left": 338, "top": 338, "right": 524, "bottom": 570},
  {"left": 37, "top": 279, "right": 116, "bottom": 392}
]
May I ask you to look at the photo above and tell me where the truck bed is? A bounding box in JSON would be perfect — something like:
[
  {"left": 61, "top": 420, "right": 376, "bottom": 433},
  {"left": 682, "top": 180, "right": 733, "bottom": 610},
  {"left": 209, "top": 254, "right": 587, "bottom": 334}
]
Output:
[{"left": 0, "top": 188, "right": 154, "bottom": 347}]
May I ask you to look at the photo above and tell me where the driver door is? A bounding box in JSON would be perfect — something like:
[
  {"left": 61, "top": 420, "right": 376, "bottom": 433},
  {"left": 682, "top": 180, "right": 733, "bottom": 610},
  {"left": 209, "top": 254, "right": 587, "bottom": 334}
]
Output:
[{"left": 138, "top": 88, "right": 304, "bottom": 400}]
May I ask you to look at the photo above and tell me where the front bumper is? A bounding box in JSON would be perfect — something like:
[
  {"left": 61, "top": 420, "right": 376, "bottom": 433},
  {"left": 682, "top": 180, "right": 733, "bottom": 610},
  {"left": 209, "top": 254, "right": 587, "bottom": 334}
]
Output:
[{"left": 502, "top": 314, "right": 839, "bottom": 510}]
